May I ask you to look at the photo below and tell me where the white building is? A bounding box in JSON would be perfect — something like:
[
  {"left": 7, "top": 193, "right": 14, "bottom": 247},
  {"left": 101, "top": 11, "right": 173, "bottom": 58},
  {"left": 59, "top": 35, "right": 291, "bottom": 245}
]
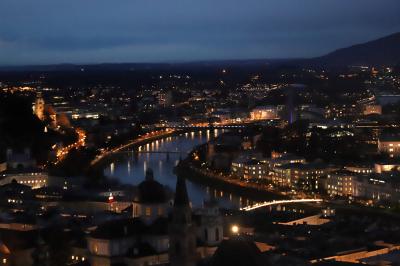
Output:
[
  {"left": 326, "top": 170, "right": 360, "bottom": 197},
  {"left": 326, "top": 171, "right": 400, "bottom": 202},
  {"left": 378, "top": 136, "right": 400, "bottom": 158},
  {"left": 231, "top": 158, "right": 268, "bottom": 180},
  {"left": 195, "top": 201, "right": 223, "bottom": 247},
  {"left": 375, "top": 161, "right": 400, "bottom": 173},
  {"left": 6, "top": 148, "right": 36, "bottom": 169}
]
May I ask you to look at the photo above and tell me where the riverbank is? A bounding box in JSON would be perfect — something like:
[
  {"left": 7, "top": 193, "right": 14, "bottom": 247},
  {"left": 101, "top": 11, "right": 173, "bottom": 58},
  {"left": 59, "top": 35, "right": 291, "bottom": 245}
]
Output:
[
  {"left": 175, "top": 160, "right": 288, "bottom": 202},
  {"left": 90, "top": 129, "right": 180, "bottom": 169}
]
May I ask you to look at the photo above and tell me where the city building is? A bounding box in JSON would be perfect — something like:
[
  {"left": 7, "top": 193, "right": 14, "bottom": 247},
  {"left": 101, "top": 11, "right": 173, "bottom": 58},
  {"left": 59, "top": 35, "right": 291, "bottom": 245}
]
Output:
[
  {"left": 33, "top": 92, "right": 45, "bottom": 121},
  {"left": 194, "top": 200, "right": 223, "bottom": 248},
  {"left": 0, "top": 169, "right": 83, "bottom": 190},
  {"left": 363, "top": 105, "right": 382, "bottom": 115},
  {"left": 250, "top": 106, "right": 279, "bottom": 120},
  {"left": 157, "top": 90, "right": 173, "bottom": 107},
  {"left": 344, "top": 164, "right": 374, "bottom": 174},
  {"left": 231, "top": 158, "right": 268, "bottom": 180},
  {"left": 378, "top": 135, "right": 400, "bottom": 157},
  {"left": 0, "top": 181, "right": 33, "bottom": 208},
  {"left": 132, "top": 169, "right": 171, "bottom": 225},
  {"left": 267, "top": 153, "right": 306, "bottom": 169},
  {"left": 325, "top": 104, "right": 359, "bottom": 119},
  {"left": 326, "top": 170, "right": 360, "bottom": 197},
  {"left": 271, "top": 162, "right": 331, "bottom": 190},
  {"left": 0, "top": 169, "right": 48, "bottom": 189},
  {"left": 87, "top": 218, "right": 169, "bottom": 266},
  {"left": 375, "top": 160, "right": 400, "bottom": 173},
  {"left": 211, "top": 109, "right": 231, "bottom": 124},
  {"left": 356, "top": 174, "right": 399, "bottom": 202},
  {"left": 326, "top": 171, "right": 400, "bottom": 202},
  {"left": 5, "top": 149, "right": 36, "bottom": 169}
]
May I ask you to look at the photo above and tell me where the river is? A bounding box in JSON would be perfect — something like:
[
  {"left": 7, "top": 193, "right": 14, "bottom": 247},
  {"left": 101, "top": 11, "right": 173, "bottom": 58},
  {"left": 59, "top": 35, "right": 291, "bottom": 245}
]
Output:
[{"left": 103, "top": 129, "right": 257, "bottom": 209}]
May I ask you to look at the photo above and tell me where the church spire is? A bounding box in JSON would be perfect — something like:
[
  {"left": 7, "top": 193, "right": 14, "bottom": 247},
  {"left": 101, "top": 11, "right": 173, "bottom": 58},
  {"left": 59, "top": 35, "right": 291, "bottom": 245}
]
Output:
[
  {"left": 169, "top": 176, "right": 197, "bottom": 266},
  {"left": 174, "top": 176, "right": 189, "bottom": 207}
]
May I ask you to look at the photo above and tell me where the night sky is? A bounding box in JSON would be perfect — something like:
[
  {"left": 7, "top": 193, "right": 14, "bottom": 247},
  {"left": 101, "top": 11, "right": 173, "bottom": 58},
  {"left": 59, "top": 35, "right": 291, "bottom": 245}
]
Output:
[{"left": 1, "top": 0, "right": 400, "bottom": 65}]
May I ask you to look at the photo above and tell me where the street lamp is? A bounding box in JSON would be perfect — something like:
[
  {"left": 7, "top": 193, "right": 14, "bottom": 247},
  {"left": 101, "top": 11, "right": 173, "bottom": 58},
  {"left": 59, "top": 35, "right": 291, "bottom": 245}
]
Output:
[{"left": 231, "top": 225, "right": 239, "bottom": 235}]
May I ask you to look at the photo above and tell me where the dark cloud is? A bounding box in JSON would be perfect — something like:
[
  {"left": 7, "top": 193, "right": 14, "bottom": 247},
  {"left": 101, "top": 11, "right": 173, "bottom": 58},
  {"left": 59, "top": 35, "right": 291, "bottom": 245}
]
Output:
[{"left": 0, "top": 0, "right": 399, "bottom": 65}]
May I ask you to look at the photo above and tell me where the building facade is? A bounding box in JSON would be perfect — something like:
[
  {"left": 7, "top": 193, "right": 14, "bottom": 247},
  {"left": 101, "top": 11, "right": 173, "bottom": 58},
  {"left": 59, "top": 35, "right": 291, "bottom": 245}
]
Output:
[
  {"left": 378, "top": 136, "right": 400, "bottom": 158},
  {"left": 250, "top": 106, "right": 279, "bottom": 120}
]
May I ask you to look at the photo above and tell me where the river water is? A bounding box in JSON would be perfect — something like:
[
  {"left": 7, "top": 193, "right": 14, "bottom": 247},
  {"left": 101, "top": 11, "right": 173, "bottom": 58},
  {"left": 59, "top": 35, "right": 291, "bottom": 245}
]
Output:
[{"left": 104, "top": 129, "right": 256, "bottom": 209}]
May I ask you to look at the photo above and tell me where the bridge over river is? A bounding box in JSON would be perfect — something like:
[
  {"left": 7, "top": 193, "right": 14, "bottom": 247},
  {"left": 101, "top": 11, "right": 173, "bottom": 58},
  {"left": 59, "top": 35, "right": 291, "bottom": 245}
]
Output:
[{"left": 156, "top": 119, "right": 279, "bottom": 131}]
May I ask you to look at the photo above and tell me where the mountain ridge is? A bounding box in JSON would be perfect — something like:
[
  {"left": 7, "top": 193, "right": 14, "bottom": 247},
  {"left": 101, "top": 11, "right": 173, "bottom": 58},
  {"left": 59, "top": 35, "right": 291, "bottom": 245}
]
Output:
[
  {"left": 0, "top": 32, "right": 399, "bottom": 71},
  {"left": 308, "top": 32, "right": 400, "bottom": 67}
]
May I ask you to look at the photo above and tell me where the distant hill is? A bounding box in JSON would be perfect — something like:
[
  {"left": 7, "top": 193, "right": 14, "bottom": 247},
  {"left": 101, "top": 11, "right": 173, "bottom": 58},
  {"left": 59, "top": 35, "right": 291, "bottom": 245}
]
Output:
[
  {"left": 309, "top": 32, "right": 400, "bottom": 67},
  {"left": 0, "top": 59, "right": 286, "bottom": 72},
  {"left": 1, "top": 32, "right": 399, "bottom": 71}
]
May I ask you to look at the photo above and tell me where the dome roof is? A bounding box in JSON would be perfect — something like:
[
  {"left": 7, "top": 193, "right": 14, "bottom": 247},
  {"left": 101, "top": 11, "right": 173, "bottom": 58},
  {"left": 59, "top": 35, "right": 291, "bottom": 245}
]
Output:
[{"left": 136, "top": 169, "right": 167, "bottom": 204}]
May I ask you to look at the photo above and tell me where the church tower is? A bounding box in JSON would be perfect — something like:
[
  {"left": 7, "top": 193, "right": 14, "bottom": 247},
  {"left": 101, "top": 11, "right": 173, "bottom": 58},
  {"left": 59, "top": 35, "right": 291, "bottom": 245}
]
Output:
[
  {"left": 169, "top": 176, "right": 197, "bottom": 266},
  {"left": 34, "top": 92, "right": 45, "bottom": 121}
]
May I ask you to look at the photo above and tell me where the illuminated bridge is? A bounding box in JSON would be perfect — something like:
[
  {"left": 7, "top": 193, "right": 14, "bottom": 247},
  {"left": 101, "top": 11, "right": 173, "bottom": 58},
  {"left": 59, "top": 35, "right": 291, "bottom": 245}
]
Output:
[
  {"left": 240, "top": 199, "right": 323, "bottom": 211},
  {"left": 157, "top": 119, "right": 279, "bottom": 130},
  {"left": 160, "top": 124, "right": 247, "bottom": 130},
  {"left": 114, "top": 150, "right": 183, "bottom": 154}
]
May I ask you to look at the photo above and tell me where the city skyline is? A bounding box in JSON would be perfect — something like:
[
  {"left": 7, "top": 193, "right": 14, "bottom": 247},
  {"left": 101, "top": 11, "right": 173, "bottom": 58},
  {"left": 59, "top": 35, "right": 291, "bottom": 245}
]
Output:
[{"left": 1, "top": 1, "right": 400, "bottom": 266}]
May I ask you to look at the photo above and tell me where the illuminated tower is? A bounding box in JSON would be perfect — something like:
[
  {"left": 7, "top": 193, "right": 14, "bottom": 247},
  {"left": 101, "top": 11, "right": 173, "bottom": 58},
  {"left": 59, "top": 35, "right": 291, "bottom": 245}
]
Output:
[
  {"left": 34, "top": 92, "right": 45, "bottom": 121},
  {"left": 169, "top": 176, "right": 197, "bottom": 266},
  {"left": 286, "top": 87, "right": 295, "bottom": 124}
]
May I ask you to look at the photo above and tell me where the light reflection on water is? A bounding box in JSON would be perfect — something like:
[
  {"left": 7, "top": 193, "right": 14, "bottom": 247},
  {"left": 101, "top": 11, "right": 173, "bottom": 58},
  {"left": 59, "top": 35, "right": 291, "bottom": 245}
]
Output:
[{"left": 104, "top": 129, "right": 252, "bottom": 209}]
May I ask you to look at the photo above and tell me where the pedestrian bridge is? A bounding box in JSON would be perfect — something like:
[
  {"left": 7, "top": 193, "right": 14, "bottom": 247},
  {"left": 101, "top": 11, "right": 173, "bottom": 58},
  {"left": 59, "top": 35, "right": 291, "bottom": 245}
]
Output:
[{"left": 240, "top": 198, "right": 323, "bottom": 211}]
